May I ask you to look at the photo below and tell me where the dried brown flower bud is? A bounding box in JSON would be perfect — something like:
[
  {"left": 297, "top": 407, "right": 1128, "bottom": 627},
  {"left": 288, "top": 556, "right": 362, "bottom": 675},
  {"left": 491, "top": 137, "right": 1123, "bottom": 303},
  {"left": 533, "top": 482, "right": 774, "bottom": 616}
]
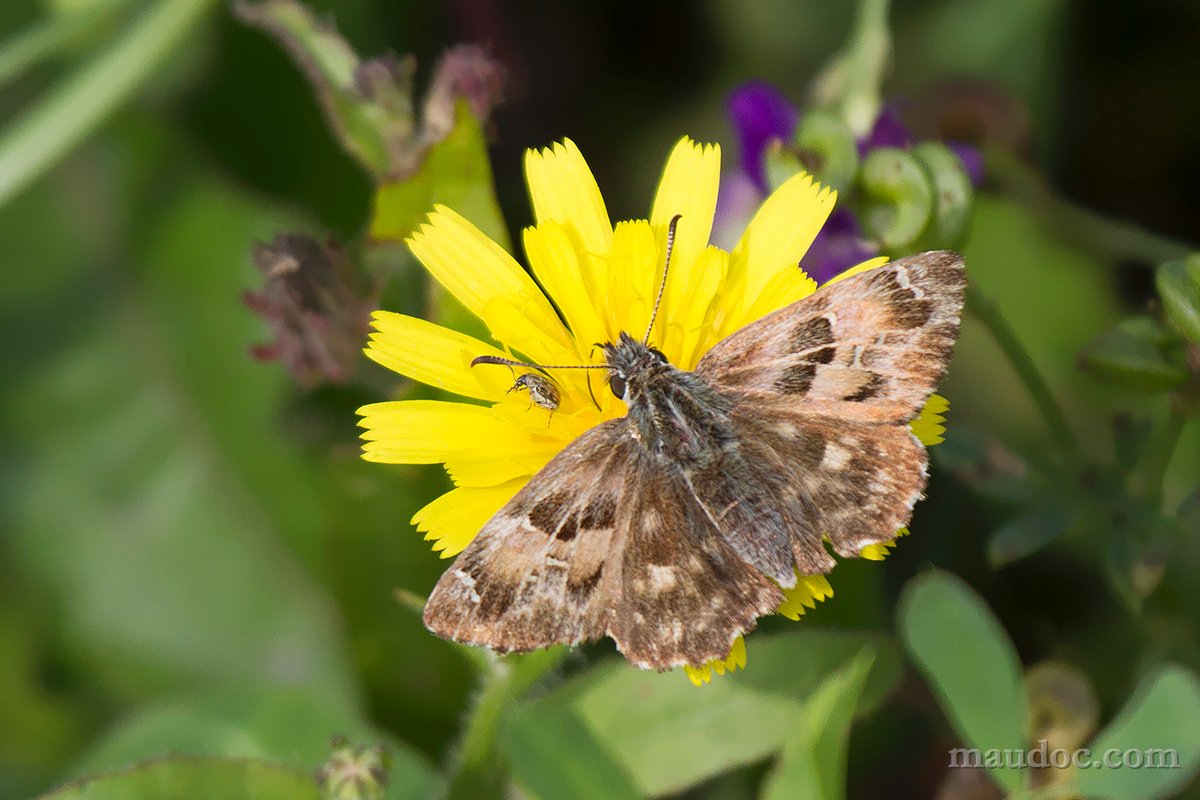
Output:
[{"left": 245, "top": 234, "right": 374, "bottom": 388}]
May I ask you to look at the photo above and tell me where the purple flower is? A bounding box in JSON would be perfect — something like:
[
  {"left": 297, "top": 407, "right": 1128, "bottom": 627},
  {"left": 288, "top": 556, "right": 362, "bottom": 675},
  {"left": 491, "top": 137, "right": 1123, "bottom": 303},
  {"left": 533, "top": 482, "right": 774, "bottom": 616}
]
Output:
[
  {"left": 800, "top": 207, "right": 877, "bottom": 285},
  {"left": 946, "top": 141, "right": 985, "bottom": 185},
  {"left": 726, "top": 82, "right": 798, "bottom": 193},
  {"left": 858, "top": 104, "right": 913, "bottom": 155}
]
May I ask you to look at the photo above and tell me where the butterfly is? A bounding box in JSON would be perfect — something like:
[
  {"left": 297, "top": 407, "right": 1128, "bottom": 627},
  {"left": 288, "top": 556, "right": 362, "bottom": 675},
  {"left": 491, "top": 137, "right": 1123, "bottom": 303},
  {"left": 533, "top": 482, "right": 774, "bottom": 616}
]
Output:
[{"left": 423, "top": 216, "right": 966, "bottom": 670}]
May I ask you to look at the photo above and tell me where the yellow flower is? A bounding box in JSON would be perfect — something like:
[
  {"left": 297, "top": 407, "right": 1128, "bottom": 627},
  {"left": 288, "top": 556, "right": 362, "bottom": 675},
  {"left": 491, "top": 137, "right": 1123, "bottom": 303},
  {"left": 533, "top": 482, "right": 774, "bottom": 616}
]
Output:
[{"left": 358, "top": 136, "right": 947, "bottom": 681}]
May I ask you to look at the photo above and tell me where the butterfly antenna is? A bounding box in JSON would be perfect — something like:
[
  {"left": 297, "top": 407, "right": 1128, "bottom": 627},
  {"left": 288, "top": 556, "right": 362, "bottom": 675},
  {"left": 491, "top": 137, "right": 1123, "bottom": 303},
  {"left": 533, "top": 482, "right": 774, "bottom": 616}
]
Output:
[
  {"left": 643, "top": 214, "right": 682, "bottom": 345},
  {"left": 471, "top": 355, "right": 606, "bottom": 372}
]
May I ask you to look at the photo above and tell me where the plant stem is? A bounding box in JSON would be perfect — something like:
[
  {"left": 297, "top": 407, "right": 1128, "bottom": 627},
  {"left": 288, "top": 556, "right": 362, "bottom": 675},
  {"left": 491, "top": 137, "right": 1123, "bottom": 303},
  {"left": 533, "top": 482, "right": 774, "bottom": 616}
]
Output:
[
  {"left": 985, "top": 147, "right": 1194, "bottom": 267},
  {"left": 966, "top": 284, "right": 1079, "bottom": 457},
  {"left": 0, "top": 0, "right": 217, "bottom": 207},
  {"left": 443, "top": 647, "right": 568, "bottom": 799},
  {"left": 0, "top": 1, "right": 133, "bottom": 88}
]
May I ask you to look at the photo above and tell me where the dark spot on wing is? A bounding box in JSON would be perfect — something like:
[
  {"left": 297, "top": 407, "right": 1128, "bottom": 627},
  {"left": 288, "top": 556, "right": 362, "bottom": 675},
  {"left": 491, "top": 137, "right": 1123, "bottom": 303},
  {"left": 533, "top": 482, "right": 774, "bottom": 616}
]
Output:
[
  {"left": 774, "top": 363, "right": 817, "bottom": 395},
  {"left": 788, "top": 316, "right": 833, "bottom": 354},
  {"left": 476, "top": 580, "right": 515, "bottom": 620},
  {"left": 810, "top": 346, "right": 836, "bottom": 364},
  {"left": 529, "top": 490, "right": 578, "bottom": 540},
  {"left": 845, "top": 373, "right": 886, "bottom": 401},
  {"left": 579, "top": 495, "right": 617, "bottom": 529},
  {"left": 892, "top": 298, "right": 933, "bottom": 328}
]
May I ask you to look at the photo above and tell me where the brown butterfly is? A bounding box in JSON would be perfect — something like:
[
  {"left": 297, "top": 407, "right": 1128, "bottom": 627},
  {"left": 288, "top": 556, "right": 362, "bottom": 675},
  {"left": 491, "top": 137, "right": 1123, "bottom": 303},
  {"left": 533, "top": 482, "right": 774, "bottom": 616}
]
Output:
[{"left": 423, "top": 216, "right": 966, "bottom": 670}]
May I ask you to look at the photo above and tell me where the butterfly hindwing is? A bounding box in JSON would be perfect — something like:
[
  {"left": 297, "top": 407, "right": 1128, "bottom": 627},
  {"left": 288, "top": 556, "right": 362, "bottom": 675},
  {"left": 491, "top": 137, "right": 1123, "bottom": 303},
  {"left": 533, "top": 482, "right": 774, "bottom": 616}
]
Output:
[
  {"left": 732, "top": 409, "right": 929, "bottom": 559},
  {"left": 697, "top": 251, "right": 965, "bottom": 424},
  {"left": 610, "top": 450, "right": 783, "bottom": 668}
]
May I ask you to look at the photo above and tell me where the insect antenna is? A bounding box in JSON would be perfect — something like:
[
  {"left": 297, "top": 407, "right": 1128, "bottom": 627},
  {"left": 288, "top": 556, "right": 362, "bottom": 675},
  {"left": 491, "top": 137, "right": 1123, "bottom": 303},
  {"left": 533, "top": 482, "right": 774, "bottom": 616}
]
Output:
[
  {"left": 642, "top": 213, "right": 682, "bottom": 345},
  {"left": 470, "top": 355, "right": 608, "bottom": 371}
]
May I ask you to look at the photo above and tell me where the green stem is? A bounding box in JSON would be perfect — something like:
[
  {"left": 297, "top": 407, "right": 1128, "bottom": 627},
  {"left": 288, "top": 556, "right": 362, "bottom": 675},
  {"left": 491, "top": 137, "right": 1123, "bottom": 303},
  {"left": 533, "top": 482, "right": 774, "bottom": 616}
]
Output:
[
  {"left": 443, "top": 647, "right": 568, "bottom": 799},
  {"left": 0, "top": 0, "right": 217, "bottom": 207},
  {"left": 986, "top": 147, "right": 1194, "bottom": 266},
  {"left": 966, "top": 284, "right": 1079, "bottom": 457},
  {"left": 0, "top": 1, "right": 133, "bottom": 88}
]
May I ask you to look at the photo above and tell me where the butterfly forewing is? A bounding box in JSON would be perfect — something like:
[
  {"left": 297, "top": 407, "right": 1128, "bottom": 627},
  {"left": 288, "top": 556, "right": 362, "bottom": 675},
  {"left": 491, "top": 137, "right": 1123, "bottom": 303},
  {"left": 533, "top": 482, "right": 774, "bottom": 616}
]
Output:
[
  {"left": 696, "top": 251, "right": 965, "bottom": 424},
  {"left": 423, "top": 420, "right": 629, "bottom": 653},
  {"left": 423, "top": 417, "right": 787, "bottom": 669}
]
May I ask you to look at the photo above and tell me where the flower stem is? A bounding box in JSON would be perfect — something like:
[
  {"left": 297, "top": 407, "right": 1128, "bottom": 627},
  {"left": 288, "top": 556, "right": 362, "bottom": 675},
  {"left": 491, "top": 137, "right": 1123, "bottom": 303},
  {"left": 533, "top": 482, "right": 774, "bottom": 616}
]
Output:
[
  {"left": 985, "top": 147, "right": 1194, "bottom": 266},
  {"left": 966, "top": 284, "right": 1079, "bottom": 457},
  {"left": 443, "top": 647, "right": 567, "bottom": 800},
  {"left": 0, "top": 1, "right": 133, "bottom": 88},
  {"left": 0, "top": 0, "right": 217, "bottom": 207}
]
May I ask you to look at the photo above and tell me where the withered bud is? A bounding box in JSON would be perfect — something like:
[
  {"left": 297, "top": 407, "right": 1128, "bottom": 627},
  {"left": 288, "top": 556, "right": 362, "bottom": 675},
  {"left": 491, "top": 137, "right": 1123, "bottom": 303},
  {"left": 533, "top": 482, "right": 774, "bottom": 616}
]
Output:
[
  {"left": 244, "top": 234, "right": 374, "bottom": 389},
  {"left": 421, "top": 43, "right": 506, "bottom": 144}
]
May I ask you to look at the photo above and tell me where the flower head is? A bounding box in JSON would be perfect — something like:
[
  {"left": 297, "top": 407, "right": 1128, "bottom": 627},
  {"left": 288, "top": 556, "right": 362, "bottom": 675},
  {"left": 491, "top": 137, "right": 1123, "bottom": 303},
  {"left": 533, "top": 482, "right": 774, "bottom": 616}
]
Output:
[{"left": 359, "top": 136, "right": 944, "bottom": 679}]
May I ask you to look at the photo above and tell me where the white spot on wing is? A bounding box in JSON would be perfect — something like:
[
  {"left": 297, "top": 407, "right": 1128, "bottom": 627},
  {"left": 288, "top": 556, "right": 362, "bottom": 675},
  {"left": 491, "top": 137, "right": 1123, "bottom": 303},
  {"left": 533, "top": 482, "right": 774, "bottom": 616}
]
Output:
[{"left": 821, "top": 443, "right": 851, "bottom": 471}]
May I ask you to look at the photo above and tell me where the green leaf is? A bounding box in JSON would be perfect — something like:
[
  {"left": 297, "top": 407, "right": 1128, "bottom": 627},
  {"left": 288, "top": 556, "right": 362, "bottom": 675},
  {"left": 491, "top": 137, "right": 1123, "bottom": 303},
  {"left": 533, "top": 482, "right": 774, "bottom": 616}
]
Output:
[
  {"left": 1075, "top": 664, "right": 1200, "bottom": 800},
  {"left": 898, "top": 571, "right": 1028, "bottom": 793},
  {"left": 1081, "top": 316, "right": 1190, "bottom": 392},
  {"left": 518, "top": 631, "right": 899, "bottom": 797},
  {"left": 506, "top": 703, "right": 642, "bottom": 800},
  {"left": 760, "top": 649, "right": 876, "bottom": 800},
  {"left": 988, "top": 505, "right": 1070, "bottom": 567},
  {"left": 1156, "top": 254, "right": 1200, "bottom": 344},
  {"left": 66, "top": 689, "right": 440, "bottom": 800},
  {"left": 1105, "top": 507, "right": 1177, "bottom": 610},
  {"left": 41, "top": 756, "right": 321, "bottom": 800},
  {"left": 368, "top": 100, "right": 509, "bottom": 249}
]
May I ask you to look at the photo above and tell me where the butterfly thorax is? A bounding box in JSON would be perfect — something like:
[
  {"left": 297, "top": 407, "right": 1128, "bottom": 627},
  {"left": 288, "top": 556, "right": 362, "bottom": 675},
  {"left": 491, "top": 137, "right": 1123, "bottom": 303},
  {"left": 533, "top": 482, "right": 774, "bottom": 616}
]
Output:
[{"left": 601, "top": 332, "right": 734, "bottom": 466}]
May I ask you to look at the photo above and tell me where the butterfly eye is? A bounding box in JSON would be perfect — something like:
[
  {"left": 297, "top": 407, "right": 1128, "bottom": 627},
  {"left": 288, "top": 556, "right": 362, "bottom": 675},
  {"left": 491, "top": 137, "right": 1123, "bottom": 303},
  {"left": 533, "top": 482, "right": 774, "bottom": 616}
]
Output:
[
  {"left": 648, "top": 347, "right": 668, "bottom": 363},
  {"left": 608, "top": 375, "right": 627, "bottom": 399}
]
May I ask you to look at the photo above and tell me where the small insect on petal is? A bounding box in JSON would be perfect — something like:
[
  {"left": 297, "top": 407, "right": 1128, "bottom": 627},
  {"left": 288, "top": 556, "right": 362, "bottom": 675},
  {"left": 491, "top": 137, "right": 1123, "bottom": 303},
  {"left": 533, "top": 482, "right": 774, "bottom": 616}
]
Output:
[{"left": 509, "top": 372, "right": 561, "bottom": 412}]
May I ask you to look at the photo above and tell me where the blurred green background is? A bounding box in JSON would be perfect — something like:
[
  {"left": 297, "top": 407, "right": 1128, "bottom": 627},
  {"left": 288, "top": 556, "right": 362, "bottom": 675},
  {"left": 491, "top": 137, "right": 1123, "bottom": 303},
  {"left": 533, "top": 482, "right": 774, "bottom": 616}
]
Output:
[{"left": 2, "top": 1, "right": 1199, "bottom": 798}]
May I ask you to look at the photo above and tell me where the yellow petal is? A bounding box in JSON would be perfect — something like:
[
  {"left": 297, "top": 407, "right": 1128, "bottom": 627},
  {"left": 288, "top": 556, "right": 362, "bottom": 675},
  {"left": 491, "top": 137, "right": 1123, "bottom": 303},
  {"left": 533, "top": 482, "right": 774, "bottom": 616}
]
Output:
[
  {"left": 524, "top": 221, "right": 606, "bottom": 348},
  {"left": 738, "top": 260, "right": 818, "bottom": 329},
  {"left": 357, "top": 400, "right": 533, "bottom": 464},
  {"left": 364, "top": 311, "right": 513, "bottom": 400},
  {"left": 727, "top": 172, "right": 835, "bottom": 324},
  {"left": 672, "top": 245, "right": 729, "bottom": 370},
  {"left": 861, "top": 527, "right": 910, "bottom": 561},
  {"left": 524, "top": 139, "right": 612, "bottom": 258},
  {"left": 605, "top": 220, "right": 659, "bottom": 343},
  {"left": 777, "top": 573, "right": 834, "bottom": 620},
  {"left": 821, "top": 255, "right": 890, "bottom": 287},
  {"left": 412, "top": 479, "right": 526, "bottom": 557},
  {"left": 683, "top": 635, "right": 747, "bottom": 686},
  {"left": 910, "top": 393, "right": 950, "bottom": 446},
  {"left": 650, "top": 138, "right": 720, "bottom": 354},
  {"left": 407, "top": 206, "right": 572, "bottom": 361}
]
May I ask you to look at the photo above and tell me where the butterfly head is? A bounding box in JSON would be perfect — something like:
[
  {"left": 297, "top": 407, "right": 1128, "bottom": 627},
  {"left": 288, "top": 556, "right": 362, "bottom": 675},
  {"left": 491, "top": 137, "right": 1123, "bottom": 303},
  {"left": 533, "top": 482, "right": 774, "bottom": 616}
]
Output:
[{"left": 598, "top": 331, "right": 672, "bottom": 403}]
